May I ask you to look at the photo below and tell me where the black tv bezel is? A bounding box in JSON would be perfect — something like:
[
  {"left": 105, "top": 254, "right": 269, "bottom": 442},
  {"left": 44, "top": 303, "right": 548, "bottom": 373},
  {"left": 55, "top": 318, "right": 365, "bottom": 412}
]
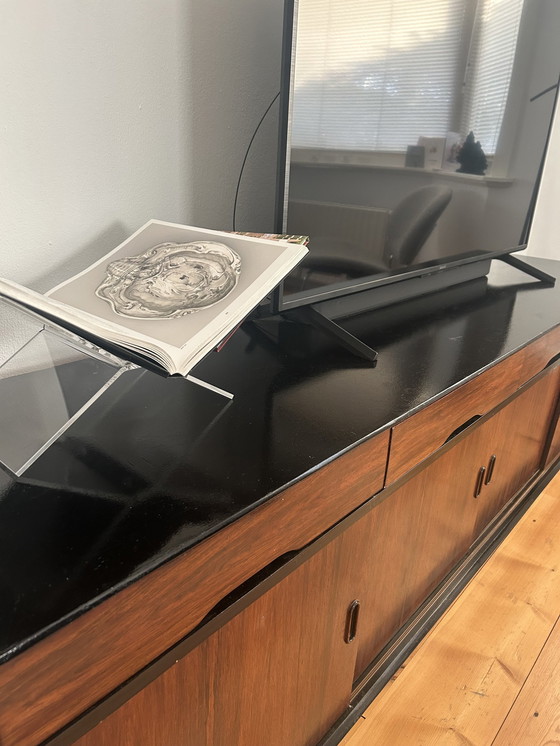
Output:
[
  {"left": 271, "top": 246, "right": 525, "bottom": 314},
  {"left": 272, "top": 0, "right": 559, "bottom": 318}
]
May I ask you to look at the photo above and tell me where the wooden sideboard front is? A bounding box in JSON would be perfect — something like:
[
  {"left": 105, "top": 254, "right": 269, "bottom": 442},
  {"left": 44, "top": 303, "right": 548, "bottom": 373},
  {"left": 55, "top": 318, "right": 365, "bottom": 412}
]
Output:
[
  {"left": 1, "top": 322, "right": 560, "bottom": 746},
  {"left": 69, "top": 331, "right": 560, "bottom": 746}
]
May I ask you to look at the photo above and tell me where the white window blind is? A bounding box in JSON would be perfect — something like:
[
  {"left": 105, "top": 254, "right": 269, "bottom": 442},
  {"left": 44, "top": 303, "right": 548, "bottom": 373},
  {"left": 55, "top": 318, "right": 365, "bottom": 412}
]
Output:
[
  {"left": 461, "top": 0, "right": 525, "bottom": 154},
  {"left": 292, "top": 0, "right": 469, "bottom": 152},
  {"left": 291, "top": 0, "right": 525, "bottom": 155}
]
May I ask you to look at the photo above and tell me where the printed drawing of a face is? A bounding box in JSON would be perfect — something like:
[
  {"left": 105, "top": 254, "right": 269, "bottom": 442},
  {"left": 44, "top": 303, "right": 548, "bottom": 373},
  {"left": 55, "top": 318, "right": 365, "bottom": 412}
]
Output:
[{"left": 96, "top": 241, "right": 242, "bottom": 319}]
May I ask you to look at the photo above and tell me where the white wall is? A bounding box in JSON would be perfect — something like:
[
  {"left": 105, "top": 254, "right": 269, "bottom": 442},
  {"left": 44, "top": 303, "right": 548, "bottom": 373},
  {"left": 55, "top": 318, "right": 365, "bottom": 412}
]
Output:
[
  {"left": 526, "top": 88, "right": 560, "bottom": 259},
  {"left": 0, "top": 0, "right": 283, "bottom": 358}
]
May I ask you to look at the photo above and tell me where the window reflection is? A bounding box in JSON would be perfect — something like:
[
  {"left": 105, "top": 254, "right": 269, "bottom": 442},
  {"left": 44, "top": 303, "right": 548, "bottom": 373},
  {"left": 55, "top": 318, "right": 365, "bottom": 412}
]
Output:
[
  {"left": 291, "top": 0, "right": 525, "bottom": 156},
  {"left": 284, "top": 0, "right": 560, "bottom": 301}
]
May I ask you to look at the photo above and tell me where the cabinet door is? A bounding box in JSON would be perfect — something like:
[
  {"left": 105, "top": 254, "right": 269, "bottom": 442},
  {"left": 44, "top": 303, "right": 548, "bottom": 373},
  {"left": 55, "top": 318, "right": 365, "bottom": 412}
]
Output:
[
  {"left": 346, "top": 421, "right": 491, "bottom": 680},
  {"left": 473, "top": 366, "right": 560, "bottom": 535},
  {"left": 543, "top": 374, "right": 560, "bottom": 469},
  {"left": 348, "top": 368, "right": 559, "bottom": 682},
  {"left": 545, "top": 411, "right": 560, "bottom": 468},
  {"left": 75, "top": 537, "right": 359, "bottom": 746}
]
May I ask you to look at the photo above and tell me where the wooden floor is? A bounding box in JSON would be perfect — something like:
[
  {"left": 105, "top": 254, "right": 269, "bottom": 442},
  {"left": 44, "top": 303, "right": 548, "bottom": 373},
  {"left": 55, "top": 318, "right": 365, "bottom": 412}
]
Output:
[{"left": 341, "top": 471, "right": 560, "bottom": 746}]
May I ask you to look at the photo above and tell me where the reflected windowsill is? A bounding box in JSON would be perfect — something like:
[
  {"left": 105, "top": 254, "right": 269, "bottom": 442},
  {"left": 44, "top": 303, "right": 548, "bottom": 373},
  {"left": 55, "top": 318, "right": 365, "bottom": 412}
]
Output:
[{"left": 290, "top": 150, "right": 513, "bottom": 187}]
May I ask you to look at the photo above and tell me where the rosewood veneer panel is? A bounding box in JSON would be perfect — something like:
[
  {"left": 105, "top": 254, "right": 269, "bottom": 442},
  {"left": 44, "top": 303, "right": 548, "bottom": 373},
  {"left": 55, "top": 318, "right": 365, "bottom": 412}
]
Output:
[
  {"left": 75, "top": 535, "right": 359, "bottom": 746},
  {"left": 387, "top": 326, "right": 560, "bottom": 485},
  {"left": 0, "top": 431, "right": 389, "bottom": 746}
]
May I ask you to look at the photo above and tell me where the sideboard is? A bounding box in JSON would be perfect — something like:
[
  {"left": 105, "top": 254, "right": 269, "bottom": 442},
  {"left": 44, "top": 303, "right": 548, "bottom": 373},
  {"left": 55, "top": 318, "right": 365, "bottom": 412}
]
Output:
[{"left": 0, "top": 258, "right": 559, "bottom": 745}]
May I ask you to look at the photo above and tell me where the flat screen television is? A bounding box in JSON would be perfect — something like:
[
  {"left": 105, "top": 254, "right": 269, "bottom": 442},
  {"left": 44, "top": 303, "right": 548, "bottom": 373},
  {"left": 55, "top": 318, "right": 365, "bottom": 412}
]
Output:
[{"left": 273, "top": 0, "right": 560, "bottom": 317}]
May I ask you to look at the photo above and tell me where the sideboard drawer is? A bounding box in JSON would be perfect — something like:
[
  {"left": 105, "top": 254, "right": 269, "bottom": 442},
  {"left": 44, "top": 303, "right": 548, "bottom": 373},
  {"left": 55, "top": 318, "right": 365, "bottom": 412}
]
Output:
[
  {"left": 386, "top": 325, "right": 560, "bottom": 485},
  {"left": 519, "top": 324, "right": 560, "bottom": 379}
]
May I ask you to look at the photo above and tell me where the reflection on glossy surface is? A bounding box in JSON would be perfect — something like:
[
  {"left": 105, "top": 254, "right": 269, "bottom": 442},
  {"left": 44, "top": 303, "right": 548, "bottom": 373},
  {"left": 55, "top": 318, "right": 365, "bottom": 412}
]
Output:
[
  {"left": 0, "top": 330, "right": 124, "bottom": 475},
  {"left": 0, "top": 258, "right": 559, "bottom": 661},
  {"left": 283, "top": 2, "right": 560, "bottom": 306}
]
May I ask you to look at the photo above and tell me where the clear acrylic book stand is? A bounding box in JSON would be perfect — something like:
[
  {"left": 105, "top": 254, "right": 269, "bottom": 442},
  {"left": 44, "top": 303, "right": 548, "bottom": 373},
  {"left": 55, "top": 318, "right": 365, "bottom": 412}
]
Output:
[{"left": 0, "top": 304, "right": 233, "bottom": 477}]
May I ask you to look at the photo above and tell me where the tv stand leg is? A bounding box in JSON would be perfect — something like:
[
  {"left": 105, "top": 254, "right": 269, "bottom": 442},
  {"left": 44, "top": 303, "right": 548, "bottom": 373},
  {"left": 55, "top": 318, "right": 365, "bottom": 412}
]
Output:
[
  {"left": 289, "top": 305, "right": 378, "bottom": 363},
  {"left": 498, "top": 255, "right": 556, "bottom": 284}
]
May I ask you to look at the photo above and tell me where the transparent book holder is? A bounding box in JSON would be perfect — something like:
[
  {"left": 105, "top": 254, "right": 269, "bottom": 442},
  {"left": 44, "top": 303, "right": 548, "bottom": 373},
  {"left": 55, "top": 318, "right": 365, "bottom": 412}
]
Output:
[
  {"left": 0, "top": 318, "right": 129, "bottom": 476},
  {"left": 0, "top": 304, "right": 233, "bottom": 477}
]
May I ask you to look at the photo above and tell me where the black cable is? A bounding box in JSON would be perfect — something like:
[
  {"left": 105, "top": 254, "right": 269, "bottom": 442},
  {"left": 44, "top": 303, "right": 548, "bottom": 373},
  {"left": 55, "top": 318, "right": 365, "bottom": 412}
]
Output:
[
  {"left": 232, "top": 91, "right": 280, "bottom": 231},
  {"left": 530, "top": 83, "right": 559, "bottom": 103}
]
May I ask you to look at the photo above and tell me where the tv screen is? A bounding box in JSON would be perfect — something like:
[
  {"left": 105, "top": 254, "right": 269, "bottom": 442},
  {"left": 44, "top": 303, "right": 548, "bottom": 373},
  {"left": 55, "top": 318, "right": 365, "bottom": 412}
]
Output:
[{"left": 275, "top": 0, "right": 560, "bottom": 314}]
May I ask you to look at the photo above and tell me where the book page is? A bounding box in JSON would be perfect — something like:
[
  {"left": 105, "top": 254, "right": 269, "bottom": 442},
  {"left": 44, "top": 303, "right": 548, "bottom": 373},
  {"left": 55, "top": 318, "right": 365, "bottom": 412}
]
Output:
[{"left": 48, "top": 221, "right": 307, "bottom": 351}]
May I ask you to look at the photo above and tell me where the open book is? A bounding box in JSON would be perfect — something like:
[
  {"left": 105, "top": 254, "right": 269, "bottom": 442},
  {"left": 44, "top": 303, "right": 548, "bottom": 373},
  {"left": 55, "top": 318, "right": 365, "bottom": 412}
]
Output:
[{"left": 0, "top": 220, "right": 308, "bottom": 376}]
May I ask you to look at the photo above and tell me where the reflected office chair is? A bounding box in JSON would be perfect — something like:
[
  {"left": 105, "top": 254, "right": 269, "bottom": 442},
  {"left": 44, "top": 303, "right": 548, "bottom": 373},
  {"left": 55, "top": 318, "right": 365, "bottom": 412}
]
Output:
[
  {"left": 385, "top": 184, "right": 453, "bottom": 268},
  {"left": 290, "top": 185, "right": 453, "bottom": 289}
]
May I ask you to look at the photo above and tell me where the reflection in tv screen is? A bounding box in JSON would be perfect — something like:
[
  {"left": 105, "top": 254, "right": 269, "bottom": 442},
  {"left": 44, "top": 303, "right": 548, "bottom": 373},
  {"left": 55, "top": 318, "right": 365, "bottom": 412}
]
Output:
[{"left": 279, "top": 0, "right": 560, "bottom": 309}]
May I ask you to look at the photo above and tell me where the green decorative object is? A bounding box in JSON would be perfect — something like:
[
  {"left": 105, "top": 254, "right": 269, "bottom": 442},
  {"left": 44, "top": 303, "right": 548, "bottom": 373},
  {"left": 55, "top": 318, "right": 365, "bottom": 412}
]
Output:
[{"left": 456, "top": 131, "right": 488, "bottom": 175}]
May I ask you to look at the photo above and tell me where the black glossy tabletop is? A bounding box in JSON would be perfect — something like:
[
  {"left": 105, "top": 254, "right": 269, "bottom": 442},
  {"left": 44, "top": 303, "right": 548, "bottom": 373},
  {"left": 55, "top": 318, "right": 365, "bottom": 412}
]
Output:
[{"left": 1, "top": 257, "right": 559, "bottom": 662}]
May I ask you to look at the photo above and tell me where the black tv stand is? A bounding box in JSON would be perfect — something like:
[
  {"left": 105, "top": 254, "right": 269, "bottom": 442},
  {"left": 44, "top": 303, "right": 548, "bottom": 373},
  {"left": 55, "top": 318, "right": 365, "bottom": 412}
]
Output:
[
  {"left": 266, "top": 253, "right": 554, "bottom": 365},
  {"left": 286, "top": 305, "right": 378, "bottom": 363},
  {"left": 498, "top": 254, "right": 556, "bottom": 284}
]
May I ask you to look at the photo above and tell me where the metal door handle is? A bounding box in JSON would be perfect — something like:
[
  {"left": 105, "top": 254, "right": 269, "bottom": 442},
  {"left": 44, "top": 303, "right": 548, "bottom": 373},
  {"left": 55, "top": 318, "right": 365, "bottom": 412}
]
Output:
[
  {"left": 485, "top": 454, "right": 497, "bottom": 484},
  {"left": 344, "top": 600, "right": 360, "bottom": 643},
  {"left": 474, "top": 466, "right": 486, "bottom": 498}
]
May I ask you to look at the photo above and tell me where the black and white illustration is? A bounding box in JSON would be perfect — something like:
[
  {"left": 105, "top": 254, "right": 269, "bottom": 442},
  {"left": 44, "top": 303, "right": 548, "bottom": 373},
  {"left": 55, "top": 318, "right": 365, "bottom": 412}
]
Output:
[
  {"left": 0, "top": 221, "right": 307, "bottom": 376},
  {"left": 95, "top": 241, "right": 241, "bottom": 319}
]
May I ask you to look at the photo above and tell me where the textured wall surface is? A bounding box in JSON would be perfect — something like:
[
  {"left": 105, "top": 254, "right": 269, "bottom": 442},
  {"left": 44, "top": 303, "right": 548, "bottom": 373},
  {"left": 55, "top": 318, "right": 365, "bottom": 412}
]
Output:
[{"left": 0, "top": 0, "right": 283, "bottom": 358}]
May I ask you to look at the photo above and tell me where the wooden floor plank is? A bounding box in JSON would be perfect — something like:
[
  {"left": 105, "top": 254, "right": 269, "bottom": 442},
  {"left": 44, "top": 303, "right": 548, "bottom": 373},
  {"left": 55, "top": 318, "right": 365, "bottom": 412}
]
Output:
[
  {"left": 341, "top": 475, "right": 560, "bottom": 746},
  {"left": 492, "top": 613, "right": 560, "bottom": 746}
]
